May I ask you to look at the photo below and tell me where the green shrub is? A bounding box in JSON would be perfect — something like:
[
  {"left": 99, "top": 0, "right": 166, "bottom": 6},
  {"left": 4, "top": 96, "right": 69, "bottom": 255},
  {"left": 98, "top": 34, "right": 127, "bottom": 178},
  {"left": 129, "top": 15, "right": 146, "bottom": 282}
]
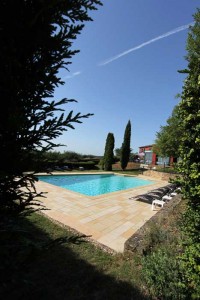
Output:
[
  {"left": 178, "top": 207, "right": 200, "bottom": 299},
  {"left": 173, "top": 10, "right": 200, "bottom": 298},
  {"left": 142, "top": 222, "right": 168, "bottom": 254},
  {"left": 142, "top": 247, "right": 186, "bottom": 299}
]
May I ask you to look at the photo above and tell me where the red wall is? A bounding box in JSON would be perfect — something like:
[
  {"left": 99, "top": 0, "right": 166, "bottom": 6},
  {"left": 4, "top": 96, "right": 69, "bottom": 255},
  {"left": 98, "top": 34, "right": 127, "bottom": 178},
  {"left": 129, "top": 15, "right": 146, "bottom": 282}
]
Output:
[
  {"left": 139, "top": 145, "right": 175, "bottom": 165},
  {"left": 152, "top": 153, "right": 157, "bottom": 165},
  {"left": 139, "top": 145, "right": 153, "bottom": 153}
]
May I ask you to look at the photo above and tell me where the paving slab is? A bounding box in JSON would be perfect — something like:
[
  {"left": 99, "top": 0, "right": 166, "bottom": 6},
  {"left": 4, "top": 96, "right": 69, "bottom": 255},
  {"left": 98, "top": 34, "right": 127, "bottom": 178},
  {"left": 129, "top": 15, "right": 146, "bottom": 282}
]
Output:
[{"left": 35, "top": 172, "right": 168, "bottom": 252}]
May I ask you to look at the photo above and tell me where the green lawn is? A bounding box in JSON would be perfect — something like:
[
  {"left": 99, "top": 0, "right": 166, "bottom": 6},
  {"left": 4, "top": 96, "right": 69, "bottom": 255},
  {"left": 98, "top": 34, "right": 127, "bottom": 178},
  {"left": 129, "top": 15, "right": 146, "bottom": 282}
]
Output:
[
  {"left": 113, "top": 169, "right": 142, "bottom": 175},
  {"left": 0, "top": 199, "right": 185, "bottom": 299},
  {"left": 0, "top": 212, "right": 146, "bottom": 299}
]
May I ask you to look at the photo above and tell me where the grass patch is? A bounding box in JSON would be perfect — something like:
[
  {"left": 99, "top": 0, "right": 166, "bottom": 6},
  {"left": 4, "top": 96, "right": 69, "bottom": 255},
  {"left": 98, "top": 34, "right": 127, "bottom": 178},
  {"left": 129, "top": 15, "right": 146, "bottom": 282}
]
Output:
[
  {"left": 0, "top": 212, "right": 146, "bottom": 299},
  {"left": 155, "top": 167, "right": 179, "bottom": 174},
  {"left": 0, "top": 199, "right": 186, "bottom": 299},
  {"left": 113, "top": 169, "right": 142, "bottom": 176}
]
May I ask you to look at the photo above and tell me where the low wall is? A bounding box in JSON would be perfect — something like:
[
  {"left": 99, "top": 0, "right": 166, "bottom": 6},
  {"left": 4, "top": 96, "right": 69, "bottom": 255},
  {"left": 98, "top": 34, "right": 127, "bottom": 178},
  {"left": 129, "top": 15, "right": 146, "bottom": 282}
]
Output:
[
  {"left": 142, "top": 169, "right": 179, "bottom": 181},
  {"left": 124, "top": 195, "right": 182, "bottom": 253}
]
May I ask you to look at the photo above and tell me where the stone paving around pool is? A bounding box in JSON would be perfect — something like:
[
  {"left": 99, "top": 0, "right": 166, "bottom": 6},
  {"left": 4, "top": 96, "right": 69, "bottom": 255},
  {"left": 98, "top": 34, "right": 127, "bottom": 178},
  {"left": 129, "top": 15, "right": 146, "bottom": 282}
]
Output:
[{"left": 35, "top": 172, "right": 169, "bottom": 253}]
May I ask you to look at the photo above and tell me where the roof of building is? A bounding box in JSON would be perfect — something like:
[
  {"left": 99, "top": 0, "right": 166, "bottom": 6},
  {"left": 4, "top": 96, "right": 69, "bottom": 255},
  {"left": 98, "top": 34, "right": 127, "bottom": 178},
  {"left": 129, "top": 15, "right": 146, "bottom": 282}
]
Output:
[{"left": 139, "top": 144, "right": 154, "bottom": 148}]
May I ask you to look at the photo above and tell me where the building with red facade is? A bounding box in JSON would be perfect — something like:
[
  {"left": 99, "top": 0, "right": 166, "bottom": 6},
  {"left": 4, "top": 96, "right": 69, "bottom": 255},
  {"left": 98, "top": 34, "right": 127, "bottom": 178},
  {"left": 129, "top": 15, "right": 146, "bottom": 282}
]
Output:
[{"left": 138, "top": 145, "right": 176, "bottom": 166}]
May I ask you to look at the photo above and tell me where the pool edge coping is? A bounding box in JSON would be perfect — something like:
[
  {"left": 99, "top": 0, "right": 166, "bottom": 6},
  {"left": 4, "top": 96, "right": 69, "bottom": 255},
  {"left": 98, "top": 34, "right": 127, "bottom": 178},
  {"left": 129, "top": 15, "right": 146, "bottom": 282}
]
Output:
[{"left": 36, "top": 172, "right": 158, "bottom": 199}]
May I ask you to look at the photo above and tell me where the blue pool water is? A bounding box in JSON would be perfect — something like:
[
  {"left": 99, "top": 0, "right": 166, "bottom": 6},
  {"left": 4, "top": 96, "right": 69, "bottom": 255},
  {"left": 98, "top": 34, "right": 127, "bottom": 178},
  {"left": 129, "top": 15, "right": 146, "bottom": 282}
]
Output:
[{"left": 38, "top": 174, "right": 154, "bottom": 196}]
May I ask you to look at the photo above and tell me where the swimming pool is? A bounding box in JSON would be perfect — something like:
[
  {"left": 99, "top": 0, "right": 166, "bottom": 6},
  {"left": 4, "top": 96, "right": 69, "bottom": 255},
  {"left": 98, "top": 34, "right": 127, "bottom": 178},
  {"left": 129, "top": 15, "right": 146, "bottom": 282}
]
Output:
[{"left": 38, "top": 174, "right": 154, "bottom": 196}]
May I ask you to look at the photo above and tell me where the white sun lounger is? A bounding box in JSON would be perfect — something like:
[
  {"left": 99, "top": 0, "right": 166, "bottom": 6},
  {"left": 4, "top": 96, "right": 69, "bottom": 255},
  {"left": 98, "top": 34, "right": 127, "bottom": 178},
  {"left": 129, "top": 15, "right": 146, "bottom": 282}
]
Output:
[
  {"left": 152, "top": 199, "right": 165, "bottom": 210},
  {"left": 162, "top": 195, "right": 173, "bottom": 202}
]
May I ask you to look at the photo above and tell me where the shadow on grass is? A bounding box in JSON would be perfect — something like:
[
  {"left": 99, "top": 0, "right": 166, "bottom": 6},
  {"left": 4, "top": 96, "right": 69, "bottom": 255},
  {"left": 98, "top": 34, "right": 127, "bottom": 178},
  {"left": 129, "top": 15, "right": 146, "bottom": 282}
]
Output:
[{"left": 0, "top": 213, "right": 149, "bottom": 300}]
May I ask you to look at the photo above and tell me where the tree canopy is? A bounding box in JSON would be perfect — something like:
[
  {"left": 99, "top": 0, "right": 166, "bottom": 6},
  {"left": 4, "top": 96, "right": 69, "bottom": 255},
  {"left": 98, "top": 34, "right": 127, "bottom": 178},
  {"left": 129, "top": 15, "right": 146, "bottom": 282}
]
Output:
[
  {"left": 175, "top": 9, "right": 200, "bottom": 297},
  {"left": 0, "top": 0, "right": 102, "bottom": 175},
  {"left": 0, "top": 0, "right": 102, "bottom": 214},
  {"left": 153, "top": 105, "right": 183, "bottom": 158}
]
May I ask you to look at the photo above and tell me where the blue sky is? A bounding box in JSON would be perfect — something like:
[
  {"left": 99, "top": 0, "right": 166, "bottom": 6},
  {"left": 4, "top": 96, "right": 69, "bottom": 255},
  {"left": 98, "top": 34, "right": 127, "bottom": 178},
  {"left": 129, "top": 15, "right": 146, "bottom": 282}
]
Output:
[{"left": 54, "top": 0, "right": 198, "bottom": 156}]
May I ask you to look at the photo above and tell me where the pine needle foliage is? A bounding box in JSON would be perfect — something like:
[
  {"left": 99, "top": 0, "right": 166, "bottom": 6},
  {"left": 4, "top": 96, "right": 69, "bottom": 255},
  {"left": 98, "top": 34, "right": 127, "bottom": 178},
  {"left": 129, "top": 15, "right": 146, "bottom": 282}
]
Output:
[{"left": 0, "top": 0, "right": 102, "bottom": 214}]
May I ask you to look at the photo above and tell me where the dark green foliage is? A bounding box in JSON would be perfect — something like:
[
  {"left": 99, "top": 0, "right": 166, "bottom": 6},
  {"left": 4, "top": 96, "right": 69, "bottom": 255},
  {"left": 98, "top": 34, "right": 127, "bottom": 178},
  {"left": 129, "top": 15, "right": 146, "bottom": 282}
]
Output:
[
  {"left": 115, "top": 148, "right": 137, "bottom": 162},
  {"left": 115, "top": 147, "right": 122, "bottom": 158},
  {"left": 0, "top": 174, "right": 46, "bottom": 216},
  {"left": 32, "top": 150, "right": 100, "bottom": 170},
  {"left": 175, "top": 10, "right": 200, "bottom": 298},
  {"left": 120, "top": 120, "right": 131, "bottom": 170},
  {"left": 43, "top": 150, "right": 82, "bottom": 164},
  {"left": 0, "top": 0, "right": 102, "bottom": 175},
  {"left": 27, "top": 150, "right": 100, "bottom": 171},
  {"left": 140, "top": 201, "right": 188, "bottom": 299},
  {"left": 141, "top": 11, "right": 200, "bottom": 298},
  {"left": 178, "top": 207, "right": 200, "bottom": 298},
  {"left": 142, "top": 247, "right": 185, "bottom": 299},
  {"left": 153, "top": 105, "right": 183, "bottom": 158},
  {"left": 103, "top": 133, "right": 115, "bottom": 171},
  {"left": 0, "top": 0, "right": 102, "bottom": 214}
]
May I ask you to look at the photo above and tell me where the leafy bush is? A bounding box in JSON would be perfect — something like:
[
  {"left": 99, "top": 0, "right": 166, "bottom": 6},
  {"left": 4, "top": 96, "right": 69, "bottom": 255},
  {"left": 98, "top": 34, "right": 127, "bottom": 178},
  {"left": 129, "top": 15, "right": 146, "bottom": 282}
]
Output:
[
  {"left": 174, "top": 10, "right": 200, "bottom": 298},
  {"left": 142, "top": 247, "right": 186, "bottom": 299},
  {"left": 142, "top": 222, "right": 168, "bottom": 255},
  {"left": 178, "top": 207, "right": 200, "bottom": 299}
]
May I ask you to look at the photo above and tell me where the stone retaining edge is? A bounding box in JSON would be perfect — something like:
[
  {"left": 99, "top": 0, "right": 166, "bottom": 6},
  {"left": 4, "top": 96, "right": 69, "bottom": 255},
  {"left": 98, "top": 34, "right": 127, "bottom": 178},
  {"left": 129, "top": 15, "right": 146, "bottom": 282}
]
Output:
[{"left": 124, "top": 195, "right": 182, "bottom": 253}]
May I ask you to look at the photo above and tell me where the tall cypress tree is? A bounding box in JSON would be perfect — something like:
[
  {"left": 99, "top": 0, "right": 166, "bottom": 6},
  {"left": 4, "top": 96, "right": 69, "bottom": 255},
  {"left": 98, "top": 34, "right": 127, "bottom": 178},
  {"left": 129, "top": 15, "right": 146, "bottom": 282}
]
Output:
[
  {"left": 120, "top": 120, "right": 131, "bottom": 171},
  {"left": 103, "top": 133, "right": 115, "bottom": 171}
]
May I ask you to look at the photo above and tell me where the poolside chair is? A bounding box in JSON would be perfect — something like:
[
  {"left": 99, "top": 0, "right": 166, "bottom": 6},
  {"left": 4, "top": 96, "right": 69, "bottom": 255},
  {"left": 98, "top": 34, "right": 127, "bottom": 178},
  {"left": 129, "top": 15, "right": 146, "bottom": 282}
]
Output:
[
  {"left": 170, "top": 191, "right": 178, "bottom": 197},
  {"left": 170, "top": 187, "right": 182, "bottom": 196},
  {"left": 148, "top": 189, "right": 166, "bottom": 197},
  {"left": 155, "top": 187, "right": 169, "bottom": 193},
  {"left": 129, "top": 187, "right": 166, "bottom": 202},
  {"left": 136, "top": 194, "right": 155, "bottom": 203},
  {"left": 129, "top": 191, "right": 153, "bottom": 200},
  {"left": 152, "top": 199, "right": 165, "bottom": 210},
  {"left": 46, "top": 167, "right": 53, "bottom": 173},
  {"left": 168, "top": 184, "right": 177, "bottom": 192},
  {"left": 62, "top": 165, "right": 72, "bottom": 171},
  {"left": 147, "top": 192, "right": 163, "bottom": 199},
  {"left": 129, "top": 195, "right": 137, "bottom": 200},
  {"left": 162, "top": 194, "right": 173, "bottom": 202},
  {"left": 54, "top": 166, "right": 63, "bottom": 171}
]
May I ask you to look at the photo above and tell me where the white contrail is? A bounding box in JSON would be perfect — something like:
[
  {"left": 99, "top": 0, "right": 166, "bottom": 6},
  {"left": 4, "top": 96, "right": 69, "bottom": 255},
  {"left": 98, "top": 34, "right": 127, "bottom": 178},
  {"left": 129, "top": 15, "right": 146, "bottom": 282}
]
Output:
[
  {"left": 99, "top": 22, "right": 194, "bottom": 66},
  {"left": 63, "top": 71, "right": 82, "bottom": 80}
]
